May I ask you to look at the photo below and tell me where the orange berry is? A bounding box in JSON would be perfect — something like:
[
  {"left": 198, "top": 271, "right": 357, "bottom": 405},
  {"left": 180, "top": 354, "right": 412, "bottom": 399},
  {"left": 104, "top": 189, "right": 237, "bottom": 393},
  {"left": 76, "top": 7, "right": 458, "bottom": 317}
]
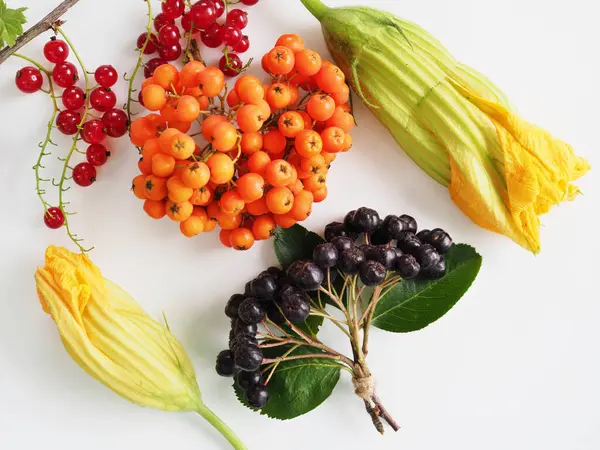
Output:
[
  {"left": 237, "top": 173, "right": 265, "bottom": 202},
  {"left": 204, "top": 217, "right": 218, "bottom": 232},
  {"left": 303, "top": 173, "right": 327, "bottom": 192},
  {"left": 288, "top": 84, "right": 300, "bottom": 106},
  {"left": 241, "top": 132, "right": 263, "bottom": 156},
  {"left": 247, "top": 151, "right": 271, "bottom": 176},
  {"left": 219, "top": 229, "right": 233, "bottom": 247},
  {"left": 180, "top": 215, "right": 205, "bottom": 237},
  {"left": 170, "top": 121, "right": 192, "bottom": 133},
  {"left": 261, "top": 53, "right": 270, "bottom": 72},
  {"left": 314, "top": 62, "right": 346, "bottom": 93},
  {"left": 227, "top": 89, "right": 241, "bottom": 107},
  {"left": 236, "top": 105, "right": 265, "bottom": 133},
  {"left": 143, "top": 199, "right": 166, "bottom": 219},
  {"left": 238, "top": 82, "right": 265, "bottom": 105},
  {"left": 152, "top": 152, "right": 176, "bottom": 177},
  {"left": 142, "top": 84, "right": 167, "bottom": 111},
  {"left": 211, "top": 122, "right": 239, "bottom": 152},
  {"left": 190, "top": 186, "right": 212, "bottom": 206},
  {"left": 197, "top": 67, "right": 225, "bottom": 97},
  {"left": 325, "top": 106, "right": 355, "bottom": 133},
  {"left": 167, "top": 177, "right": 193, "bottom": 203},
  {"left": 266, "top": 83, "right": 291, "bottom": 109},
  {"left": 266, "top": 186, "right": 294, "bottom": 214},
  {"left": 331, "top": 83, "right": 350, "bottom": 106},
  {"left": 168, "top": 132, "right": 196, "bottom": 160},
  {"left": 219, "top": 190, "right": 245, "bottom": 215},
  {"left": 295, "top": 130, "right": 323, "bottom": 157},
  {"left": 263, "top": 129, "right": 287, "bottom": 155},
  {"left": 160, "top": 101, "right": 178, "bottom": 122},
  {"left": 321, "top": 151, "right": 337, "bottom": 165},
  {"left": 230, "top": 228, "right": 255, "bottom": 251},
  {"left": 247, "top": 196, "right": 270, "bottom": 216},
  {"left": 273, "top": 212, "right": 298, "bottom": 229},
  {"left": 138, "top": 156, "right": 153, "bottom": 175},
  {"left": 313, "top": 186, "right": 328, "bottom": 203},
  {"left": 278, "top": 111, "right": 304, "bottom": 138},
  {"left": 307, "top": 93, "right": 336, "bottom": 121},
  {"left": 300, "top": 154, "right": 327, "bottom": 175},
  {"left": 144, "top": 175, "right": 168, "bottom": 201},
  {"left": 343, "top": 132, "right": 353, "bottom": 152},
  {"left": 158, "top": 128, "right": 181, "bottom": 152},
  {"left": 265, "top": 46, "right": 295, "bottom": 75},
  {"left": 294, "top": 49, "right": 322, "bottom": 77},
  {"left": 252, "top": 215, "right": 276, "bottom": 240},
  {"left": 321, "top": 126, "right": 346, "bottom": 154},
  {"left": 219, "top": 213, "right": 243, "bottom": 230},
  {"left": 130, "top": 116, "right": 157, "bottom": 147},
  {"left": 142, "top": 138, "right": 162, "bottom": 160},
  {"left": 180, "top": 60, "right": 206, "bottom": 88},
  {"left": 198, "top": 95, "right": 209, "bottom": 110},
  {"left": 202, "top": 114, "right": 228, "bottom": 141},
  {"left": 288, "top": 178, "right": 304, "bottom": 196},
  {"left": 297, "top": 110, "right": 313, "bottom": 129},
  {"left": 153, "top": 64, "right": 180, "bottom": 90},
  {"left": 174, "top": 95, "right": 201, "bottom": 122},
  {"left": 192, "top": 205, "right": 208, "bottom": 221},
  {"left": 207, "top": 201, "right": 224, "bottom": 223},
  {"left": 166, "top": 200, "right": 193, "bottom": 222},
  {"left": 289, "top": 189, "right": 314, "bottom": 221},
  {"left": 264, "top": 159, "right": 294, "bottom": 187},
  {"left": 141, "top": 77, "right": 155, "bottom": 89},
  {"left": 235, "top": 75, "right": 261, "bottom": 94},
  {"left": 181, "top": 161, "right": 210, "bottom": 188},
  {"left": 132, "top": 174, "right": 147, "bottom": 200},
  {"left": 207, "top": 153, "right": 235, "bottom": 184},
  {"left": 276, "top": 34, "right": 304, "bottom": 52},
  {"left": 255, "top": 99, "right": 272, "bottom": 121}
]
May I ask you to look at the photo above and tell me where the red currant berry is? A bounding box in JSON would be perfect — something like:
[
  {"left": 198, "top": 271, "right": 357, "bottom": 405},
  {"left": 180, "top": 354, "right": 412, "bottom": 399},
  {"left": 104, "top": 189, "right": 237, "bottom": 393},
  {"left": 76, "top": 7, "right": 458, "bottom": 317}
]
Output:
[
  {"left": 102, "top": 108, "right": 129, "bottom": 138},
  {"left": 232, "top": 35, "right": 250, "bottom": 53},
  {"left": 138, "top": 90, "right": 145, "bottom": 107},
  {"left": 158, "top": 24, "right": 181, "bottom": 45},
  {"left": 89, "top": 87, "right": 117, "bottom": 112},
  {"left": 161, "top": 0, "right": 185, "bottom": 19},
  {"left": 56, "top": 110, "right": 81, "bottom": 135},
  {"left": 240, "top": 0, "right": 258, "bottom": 4},
  {"left": 219, "top": 54, "right": 243, "bottom": 77},
  {"left": 73, "top": 162, "right": 97, "bottom": 187},
  {"left": 44, "top": 207, "right": 65, "bottom": 229},
  {"left": 158, "top": 42, "right": 182, "bottom": 61},
  {"left": 154, "top": 12, "right": 175, "bottom": 32},
  {"left": 95, "top": 65, "right": 118, "bottom": 88},
  {"left": 61, "top": 86, "right": 86, "bottom": 110},
  {"left": 181, "top": 13, "right": 193, "bottom": 32},
  {"left": 43, "top": 38, "right": 69, "bottom": 64},
  {"left": 137, "top": 32, "right": 159, "bottom": 54},
  {"left": 15, "top": 66, "right": 43, "bottom": 93},
  {"left": 200, "top": 23, "right": 222, "bottom": 48},
  {"left": 52, "top": 62, "right": 79, "bottom": 88},
  {"left": 190, "top": 0, "right": 217, "bottom": 29},
  {"left": 226, "top": 9, "right": 248, "bottom": 29},
  {"left": 86, "top": 143, "right": 110, "bottom": 166},
  {"left": 213, "top": 0, "right": 225, "bottom": 18},
  {"left": 81, "top": 119, "right": 107, "bottom": 144},
  {"left": 144, "top": 58, "right": 167, "bottom": 78},
  {"left": 219, "top": 24, "right": 242, "bottom": 47}
]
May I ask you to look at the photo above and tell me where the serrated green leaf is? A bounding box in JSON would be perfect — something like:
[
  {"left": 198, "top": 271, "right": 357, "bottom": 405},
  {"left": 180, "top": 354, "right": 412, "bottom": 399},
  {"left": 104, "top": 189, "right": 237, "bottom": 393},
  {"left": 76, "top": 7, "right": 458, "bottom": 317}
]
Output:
[
  {"left": 372, "top": 244, "right": 482, "bottom": 332},
  {"left": 0, "top": 1, "right": 27, "bottom": 48},
  {"left": 274, "top": 225, "right": 324, "bottom": 269},
  {"left": 234, "top": 346, "right": 342, "bottom": 420}
]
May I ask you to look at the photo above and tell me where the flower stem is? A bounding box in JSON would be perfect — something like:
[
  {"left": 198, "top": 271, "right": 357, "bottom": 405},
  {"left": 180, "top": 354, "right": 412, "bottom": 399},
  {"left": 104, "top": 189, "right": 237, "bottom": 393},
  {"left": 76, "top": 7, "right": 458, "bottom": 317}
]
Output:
[
  {"left": 299, "top": 0, "right": 329, "bottom": 20},
  {"left": 195, "top": 403, "right": 247, "bottom": 450}
]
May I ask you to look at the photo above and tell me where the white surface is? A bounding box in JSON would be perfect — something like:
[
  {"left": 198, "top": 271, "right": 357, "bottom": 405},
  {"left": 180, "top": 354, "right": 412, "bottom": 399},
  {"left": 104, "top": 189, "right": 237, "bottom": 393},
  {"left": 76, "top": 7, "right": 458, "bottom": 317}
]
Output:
[{"left": 0, "top": 0, "right": 598, "bottom": 449}]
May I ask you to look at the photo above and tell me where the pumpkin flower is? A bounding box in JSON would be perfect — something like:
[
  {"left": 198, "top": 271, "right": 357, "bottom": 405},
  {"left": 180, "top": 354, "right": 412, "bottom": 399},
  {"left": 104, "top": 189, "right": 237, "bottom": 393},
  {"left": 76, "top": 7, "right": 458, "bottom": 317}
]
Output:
[{"left": 35, "top": 246, "right": 246, "bottom": 450}]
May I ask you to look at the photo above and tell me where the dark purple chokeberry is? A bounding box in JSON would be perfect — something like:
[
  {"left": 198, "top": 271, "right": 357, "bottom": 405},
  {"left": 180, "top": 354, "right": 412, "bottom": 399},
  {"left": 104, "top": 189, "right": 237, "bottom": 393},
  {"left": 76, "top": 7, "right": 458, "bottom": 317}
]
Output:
[
  {"left": 251, "top": 274, "right": 278, "bottom": 300},
  {"left": 245, "top": 384, "right": 270, "bottom": 408},
  {"left": 395, "top": 254, "right": 421, "bottom": 279},
  {"left": 393, "top": 247, "right": 404, "bottom": 259},
  {"left": 278, "top": 284, "right": 304, "bottom": 303},
  {"left": 266, "top": 266, "right": 284, "bottom": 278},
  {"left": 234, "top": 344, "right": 263, "bottom": 372},
  {"left": 331, "top": 236, "right": 354, "bottom": 253},
  {"left": 382, "top": 215, "right": 405, "bottom": 240},
  {"left": 415, "top": 244, "right": 441, "bottom": 269},
  {"left": 265, "top": 301, "right": 286, "bottom": 324},
  {"left": 422, "top": 256, "right": 447, "bottom": 279},
  {"left": 359, "top": 260, "right": 387, "bottom": 286},
  {"left": 225, "top": 293, "right": 245, "bottom": 318},
  {"left": 244, "top": 281, "right": 253, "bottom": 296},
  {"left": 313, "top": 243, "right": 338, "bottom": 269},
  {"left": 324, "top": 221, "right": 358, "bottom": 241},
  {"left": 238, "top": 298, "right": 266, "bottom": 325},
  {"left": 343, "top": 210, "right": 359, "bottom": 232},
  {"left": 235, "top": 320, "right": 258, "bottom": 337},
  {"left": 287, "top": 260, "right": 324, "bottom": 291},
  {"left": 281, "top": 294, "right": 311, "bottom": 323},
  {"left": 416, "top": 229, "right": 430, "bottom": 242},
  {"left": 427, "top": 228, "right": 453, "bottom": 253},
  {"left": 353, "top": 207, "right": 381, "bottom": 233},
  {"left": 338, "top": 247, "right": 366, "bottom": 274},
  {"left": 236, "top": 370, "right": 264, "bottom": 391},
  {"left": 370, "top": 227, "right": 392, "bottom": 245},
  {"left": 399, "top": 214, "right": 418, "bottom": 234},
  {"left": 216, "top": 350, "right": 239, "bottom": 377},
  {"left": 397, "top": 232, "right": 422, "bottom": 255},
  {"left": 231, "top": 333, "right": 258, "bottom": 351},
  {"left": 365, "top": 245, "right": 397, "bottom": 270}
]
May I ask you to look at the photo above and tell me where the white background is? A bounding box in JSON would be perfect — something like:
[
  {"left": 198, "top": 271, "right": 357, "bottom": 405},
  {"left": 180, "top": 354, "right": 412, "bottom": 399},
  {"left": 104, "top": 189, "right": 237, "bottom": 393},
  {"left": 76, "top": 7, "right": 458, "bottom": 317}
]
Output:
[{"left": 0, "top": 0, "right": 598, "bottom": 449}]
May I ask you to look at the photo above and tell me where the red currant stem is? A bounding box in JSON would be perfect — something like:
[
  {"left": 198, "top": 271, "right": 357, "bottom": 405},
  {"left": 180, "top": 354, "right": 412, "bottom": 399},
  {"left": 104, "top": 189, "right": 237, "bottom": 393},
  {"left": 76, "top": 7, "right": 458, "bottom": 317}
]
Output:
[
  {"left": 0, "top": 0, "right": 81, "bottom": 66},
  {"left": 55, "top": 27, "right": 93, "bottom": 253},
  {"left": 126, "top": 0, "right": 153, "bottom": 125}
]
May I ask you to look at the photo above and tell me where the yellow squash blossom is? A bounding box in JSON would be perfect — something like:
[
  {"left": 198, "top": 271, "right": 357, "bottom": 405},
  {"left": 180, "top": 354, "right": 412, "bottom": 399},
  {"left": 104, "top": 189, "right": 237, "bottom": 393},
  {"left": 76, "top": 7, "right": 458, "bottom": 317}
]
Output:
[
  {"left": 35, "top": 246, "right": 246, "bottom": 449},
  {"left": 301, "top": 0, "right": 590, "bottom": 252}
]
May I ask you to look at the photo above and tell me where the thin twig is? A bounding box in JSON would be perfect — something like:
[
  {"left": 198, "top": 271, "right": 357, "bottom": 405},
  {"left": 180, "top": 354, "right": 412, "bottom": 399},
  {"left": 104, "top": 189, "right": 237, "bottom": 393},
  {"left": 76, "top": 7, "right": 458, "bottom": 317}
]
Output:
[
  {"left": 126, "top": 0, "right": 152, "bottom": 125},
  {"left": 372, "top": 393, "right": 400, "bottom": 432},
  {"left": 262, "top": 353, "right": 344, "bottom": 365}
]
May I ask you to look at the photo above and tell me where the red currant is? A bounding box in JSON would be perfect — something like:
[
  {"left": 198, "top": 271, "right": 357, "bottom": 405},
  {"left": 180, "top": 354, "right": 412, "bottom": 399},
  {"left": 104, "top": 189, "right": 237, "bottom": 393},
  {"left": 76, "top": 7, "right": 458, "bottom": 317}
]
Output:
[
  {"left": 158, "top": 42, "right": 182, "bottom": 61},
  {"left": 61, "top": 86, "right": 86, "bottom": 110},
  {"left": 240, "top": 0, "right": 258, "bottom": 4},
  {"left": 15, "top": 66, "right": 43, "bottom": 93},
  {"left": 200, "top": 23, "right": 222, "bottom": 48},
  {"left": 226, "top": 9, "right": 248, "bottom": 29},
  {"left": 219, "top": 24, "right": 242, "bottom": 47},
  {"left": 102, "top": 109, "right": 128, "bottom": 138},
  {"left": 161, "top": 0, "right": 185, "bottom": 19},
  {"left": 138, "top": 90, "right": 145, "bottom": 107},
  {"left": 86, "top": 143, "right": 110, "bottom": 166},
  {"left": 144, "top": 58, "right": 167, "bottom": 78},
  {"left": 190, "top": 0, "right": 217, "bottom": 29},
  {"left": 137, "top": 32, "right": 159, "bottom": 54},
  {"left": 43, "top": 38, "right": 69, "bottom": 64},
  {"left": 219, "top": 54, "right": 243, "bottom": 77},
  {"left": 213, "top": 0, "right": 225, "bottom": 18},
  {"left": 154, "top": 12, "right": 175, "bottom": 32},
  {"left": 73, "top": 162, "right": 97, "bottom": 187},
  {"left": 56, "top": 110, "right": 81, "bottom": 135},
  {"left": 158, "top": 24, "right": 181, "bottom": 45},
  {"left": 44, "top": 207, "right": 65, "bottom": 229},
  {"left": 95, "top": 65, "right": 118, "bottom": 88},
  {"left": 181, "top": 13, "right": 193, "bottom": 32},
  {"left": 232, "top": 35, "right": 250, "bottom": 53},
  {"left": 52, "top": 62, "right": 79, "bottom": 88},
  {"left": 89, "top": 87, "right": 117, "bottom": 112},
  {"left": 82, "top": 119, "right": 107, "bottom": 144}
]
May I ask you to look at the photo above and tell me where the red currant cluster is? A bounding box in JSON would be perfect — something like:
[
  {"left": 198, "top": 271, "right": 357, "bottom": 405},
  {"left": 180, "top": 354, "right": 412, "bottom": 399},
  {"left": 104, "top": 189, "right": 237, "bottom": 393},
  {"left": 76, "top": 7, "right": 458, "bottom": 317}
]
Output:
[{"left": 139, "top": 0, "right": 258, "bottom": 81}]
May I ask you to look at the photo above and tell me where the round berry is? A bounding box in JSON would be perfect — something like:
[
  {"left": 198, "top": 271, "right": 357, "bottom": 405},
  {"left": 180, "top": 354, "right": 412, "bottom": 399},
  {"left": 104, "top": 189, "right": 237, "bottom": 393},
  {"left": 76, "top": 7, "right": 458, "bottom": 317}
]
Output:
[
  {"left": 415, "top": 244, "right": 441, "bottom": 269},
  {"left": 331, "top": 236, "right": 354, "bottom": 253},
  {"left": 43, "top": 207, "right": 65, "bottom": 229},
  {"left": 382, "top": 215, "right": 405, "bottom": 240},
  {"left": 313, "top": 243, "right": 338, "bottom": 269},
  {"left": 225, "top": 293, "right": 246, "bottom": 318},
  {"left": 287, "top": 260, "right": 324, "bottom": 291},
  {"left": 416, "top": 229, "right": 431, "bottom": 242},
  {"left": 352, "top": 207, "right": 381, "bottom": 233},
  {"left": 245, "top": 384, "right": 269, "bottom": 409},
  {"left": 86, "top": 143, "right": 110, "bottom": 166},
  {"left": 102, "top": 109, "right": 128, "bottom": 137},
  {"left": 324, "top": 221, "right": 356, "bottom": 241},
  {"left": 56, "top": 110, "right": 81, "bottom": 135},
  {"left": 234, "top": 344, "right": 263, "bottom": 372},
  {"left": 365, "top": 245, "right": 396, "bottom": 270},
  {"left": 158, "top": 42, "right": 182, "bottom": 61},
  {"left": 338, "top": 247, "right": 365, "bottom": 274},
  {"left": 265, "top": 301, "right": 286, "bottom": 324},
  {"left": 397, "top": 232, "right": 422, "bottom": 255},
  {"left": 158, "top": 24, "right": 181, "bottom": 45},
  {"left": 137, "top": 32, "right": 159, "bottom": 54},
  {"left": 43, "top": 38, "right": 69, "bottom": 63},
  {"left": 236, "top": 370, "right": 263, "bottom": 391},
  {"left": 190, "top": 0, "right": 217, "bottom": 29},
  {"left": 226, "top": 9, "right": 248, "bottom": 29},
  {"left": 393, "top": 247, "right": 404, "bottom": 260},
  {"left": 395, "top": 254, "right": 420, "bottom": 279},
  {"left": 61, "top": 86, "right": 86, "bottom": 110},
  {"left": 219, "top": 24, "right": 242, "bottom": 46},
  {"left": 278, "top": 284, "right": 304, "bottom": 304},
  {"left": 370, "top": 228, "right": 392, "bottom": 245},
  {"left": 282, "top": 294, "right": 310, "bottom": 323},
  {"left": 144, "top": 57, "right": 167, "bottom": 78},
  {"left": 72, "top": 162, "right": 97, "bottom": 187},
  {"left": 216, "top": 350, "right": 239, "bottom": 377},
  {"left": 231, "top": 332, "right": 258, "bottom": 351},
  {"left": 81, "top": 119, "right": 107, "bottom": 144},
  {"left": 266, "top": 266, "right": 284, "bottom": 278},
  {"left": 344, "top": 210, "right": 359, "bottom": 232},
  {"left": 427, "top": 228, "right": 453, "bottom": 253},
  {"left": 219, "top": 54, "right": 243, "bottom": 77},
  {"left": 235, "top": 320, "right": 258, "bottom": 337},
  {"left": 232, "top": 35, "right": 250, "bottom": 53},
  {"left": 161, "top": 0, "right": 185, "bottom": 19},
  {"left": 251, "top": 275, "right": 278, "bottom": 301},
  {"left": 423, "top": 256, "right": 447, "bottom": 279},
  {"left": 89, "top": 87, "right": 117, "bottom": 112},
  {"left": 213, "top": 0, "right": 225, "bottom": 18},
  {"left": 200, "top": 22, "right": 222, "bottom": 48},
  {"left": 94, "top": 65, "right": 118, "bottom": 88},
  {"left": 15, "top": 66, "right": 43, "bottom": 93},
  {"left": 52, "top": 62, "right": 79, "bottom": 88},
  {"left": 238, "top": 298, "right": 266, "bottom": 325},
  {"left": 181, "top": 12, "right": 193, "bottom": 32},
  {"left": 359, "top": 260, "right": 386, "bottom": 286},
  {"left": 399, "top": 214, "right": 418, "bottom": 234},
  {"left": 153, "top": 12, "right": 175, "bottom": 32},
  {"left": 241, "top": 0, "right": 259, "bottom": 4}
]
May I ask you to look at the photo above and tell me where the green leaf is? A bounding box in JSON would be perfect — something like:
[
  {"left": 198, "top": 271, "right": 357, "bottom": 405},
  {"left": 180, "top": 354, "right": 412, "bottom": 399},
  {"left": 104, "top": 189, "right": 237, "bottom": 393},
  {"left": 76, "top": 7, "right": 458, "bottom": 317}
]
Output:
[
  {"left": 274, "top": 224, "right": 324, "bottom": 269},
  {"left": 0, "top": 1, "right": 27, "bottom": 48},
  {"left": 372, "top": 244, "right": 482, "bottom": 332},
  {"left": 234, "top": 346, "right": 342, "bottom": 420}
]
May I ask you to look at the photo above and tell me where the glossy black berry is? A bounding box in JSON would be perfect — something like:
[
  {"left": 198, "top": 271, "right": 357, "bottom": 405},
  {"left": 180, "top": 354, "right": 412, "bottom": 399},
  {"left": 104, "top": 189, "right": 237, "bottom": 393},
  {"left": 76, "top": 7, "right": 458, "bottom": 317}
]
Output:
[
  {"left": 427, "top": 228, "right": 453, "bottom": 253},
  {"left": 244, "top": 281, "right": 253, "bottom": 296},
  {"left": 331, "top": 236, "right": 354, "bottom": 253},
  {"left": 344, "top": 210, "right": 359, "bottom": 232},
  {"left": 238, "top": 298, "right": 266, "bottom": 325},
  {"left": 282, "top": 294, "right": 310, "bottom": 323},
  {"left": 313, "top": 243, "right": 338, "bottom": 269},
  {"left": 236, "top": 370, "right": 264, "bottom": 391},
  {"left": 382, "top": 215, "right": 405, "bottom": 240},
  {"left": 228, "top": 329, "right": 237, "bottom": 349},
  {"left": 324, "top": 221, "right": 344, "bottom": 241},
  {"left": 353, "top": 207, "right": 381, "bottom": 233},
  {"left": 225, "top": 294, "right": 245, "bottom": 319},
  {"left": 397, "top": 232, "right": 422, "bottom": 255},
  {"left": 265, "top": 301, "right": 286, "bottom": 324},
  {"left": 395, "top": 254, "right": 421, "bottom": 279},
  {"left": 234, "top": 344, "right": 263, "bottom": 372},
  {"left": 231, "top": 333, "right": 258, "bottom": 351},
  {"left": 393, "top": 247, "right": 404, "bottom": 259},
  {"left": 359, "top": 260, "right": 387, "bottom": 286},
  {"left": 416, "top": 229, "right": 430, "bottom": 242},
  {"left": 278, "top": 284, "right": 304, "bottom": 303},
  {"left": 365, "top": 245, "right": 396, "bottom": 270},
  {"left": 370, "top": 228, "right": 392, "bottom": 245},
  {"left": 287, "top": 260, "right": 324, "bottom": 291},
  {"left": 245, "top": 384, "right": 270, "bottom": 408},
  {"left": 415, "top": 244, "right": 441, "bottom": 269},
  {"left": 423, "top": 256, "right": 447, "bottom": 279},
  {"left": 216, "top": 350, "right": 239, "bottom": 377},
  {"left": 235, "top": 320, "right": 258, "bottom": 337},
  {"left": 251, "top": 275, "right": 278, "bottom": 301},
  {"left": 266, "top": 266, "right": 284, "bottom": 278},
  {"left": 399, "top": 214, "right": 418, "bottom": 233},
  {"left": 338, "top": 247, "right": 366, "bottom": 274}
]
